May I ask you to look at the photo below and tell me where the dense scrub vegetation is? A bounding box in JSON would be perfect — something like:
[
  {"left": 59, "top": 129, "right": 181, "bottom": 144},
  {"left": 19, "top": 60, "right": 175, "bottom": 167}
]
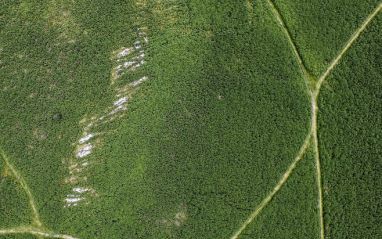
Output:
[
  {"left": 0, "top": 0, "right": 380, "bottom": 238},
  {"left": 318, "top": 14, "right": 382, "bottom": 239},
  {"left": 245, "top": 148, "right": 319, "bottom": 239},
  {"left": 273, "top": 0, "right": 381, "bottom": 76}
]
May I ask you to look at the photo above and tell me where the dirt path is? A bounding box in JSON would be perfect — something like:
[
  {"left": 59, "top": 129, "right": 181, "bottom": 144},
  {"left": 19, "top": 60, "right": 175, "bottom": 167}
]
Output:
[{"left": 230, "top": 2, "right": 382, "bottom": 239}]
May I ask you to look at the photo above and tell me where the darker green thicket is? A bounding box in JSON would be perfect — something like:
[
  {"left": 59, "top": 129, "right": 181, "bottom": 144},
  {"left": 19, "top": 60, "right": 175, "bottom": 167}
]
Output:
[
  {"left": 318, "top": 15, "right": 382, "bottom": 239},
  {"left": 125, "top": 0, "right": 310, "bottom": 238}
]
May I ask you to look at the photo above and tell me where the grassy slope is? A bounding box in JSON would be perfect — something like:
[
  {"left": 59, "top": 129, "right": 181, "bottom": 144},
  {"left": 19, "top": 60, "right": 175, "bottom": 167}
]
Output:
[{"left": 0, "top": 0, "right": 380, "bottom": 238}]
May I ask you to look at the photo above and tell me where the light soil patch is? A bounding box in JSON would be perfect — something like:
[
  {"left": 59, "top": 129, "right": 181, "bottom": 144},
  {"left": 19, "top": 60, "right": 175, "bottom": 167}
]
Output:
[
  {"left": 44, "top": 0, "right": 81, "bottom": 44},
  {"left": 246, "top": 0, "right": 254, "bottom": 23},
  {"left": 158, "top": 204, "right": 188, "bottom": 228},
  {"left": 33, "top": 128, "right": 48, "bottom": 141}
]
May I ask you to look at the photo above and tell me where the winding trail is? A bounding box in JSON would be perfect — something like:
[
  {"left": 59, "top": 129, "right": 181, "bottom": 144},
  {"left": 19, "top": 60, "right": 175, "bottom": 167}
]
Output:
[
  {"left": 315, "top": 2, "right": 382, "bottom": 95},
  {"left": 0, "top": 147, "right": 42, "bottom": 227},
  {"left": 230, "top": 133, "right": 312, "bottom": 239},
  {"left": 310, "top": 95, "right": 324, "bottom": 239},
  {"left": 0, "top": 147, "right": 79, "bottom": 238},
  {"left": 265, "top": 0, "right": 312, "bottom": 86},
  {"left": 230, "top": 1, "right": 382, "bottom": 239}
]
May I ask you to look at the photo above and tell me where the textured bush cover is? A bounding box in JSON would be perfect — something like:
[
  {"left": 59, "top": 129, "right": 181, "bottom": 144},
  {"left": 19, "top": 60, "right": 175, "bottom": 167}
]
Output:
[{"left": 0, "top": 1, "right": 381, "bottom": 238}]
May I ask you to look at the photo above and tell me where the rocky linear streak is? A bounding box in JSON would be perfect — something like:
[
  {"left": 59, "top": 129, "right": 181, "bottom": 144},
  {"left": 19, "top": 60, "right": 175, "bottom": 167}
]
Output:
[{"left": 63, "top": 26, "right": 150, "bottom": 208}]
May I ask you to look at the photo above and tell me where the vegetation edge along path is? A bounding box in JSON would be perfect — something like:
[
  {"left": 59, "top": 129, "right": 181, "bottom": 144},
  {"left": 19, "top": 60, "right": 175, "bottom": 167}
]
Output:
[
  {"left": 230, "top": 1, "right": 382, "bottom": 239},
  {"left": 0, "top": 226, "right": 78, "bottom": 239},
  {"left": 0, "top": 147, "right": 78, "bottom": 238},
  {"left": 0, "top": 147, "right": 42, "bottom": 227}
]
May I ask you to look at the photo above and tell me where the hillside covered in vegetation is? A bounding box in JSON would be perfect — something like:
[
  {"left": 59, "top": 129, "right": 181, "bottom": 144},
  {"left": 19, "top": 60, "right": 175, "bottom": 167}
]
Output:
[{"left": 1, "top": 1, "right": 381, "bottom": 238}]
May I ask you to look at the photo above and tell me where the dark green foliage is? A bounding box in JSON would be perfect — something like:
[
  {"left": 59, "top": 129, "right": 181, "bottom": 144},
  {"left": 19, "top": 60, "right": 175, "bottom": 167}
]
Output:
[{"left": 135, "top": 1, "right": 309, "bottom": 237}]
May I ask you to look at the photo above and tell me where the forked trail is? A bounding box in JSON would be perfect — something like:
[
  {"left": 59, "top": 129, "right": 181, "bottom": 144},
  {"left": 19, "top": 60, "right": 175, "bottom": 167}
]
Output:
[{"left": 230, "top": 1, "right": 382, "bottom": 239}]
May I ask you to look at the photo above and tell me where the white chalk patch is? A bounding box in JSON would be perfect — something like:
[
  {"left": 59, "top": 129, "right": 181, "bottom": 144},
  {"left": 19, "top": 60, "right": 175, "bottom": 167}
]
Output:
[
  {"left": 123, "top": 61, "right": 135, "bottom": 68},
  {"left": 79, "top": 133, "right": 94, "bottom": 144},
  {"left": 114, "top": 97, "right": 129, "bottom": 106},
  {"left": 76, "top": 144, "right": 93, "bottom": 158},
  {"left": 65, "top": 196, "right": 84, "bottom": 203},
  {"left": 65, "top": 25, "right": 150, "bottom": 209},
  {"left": 109, "top": 105, "right": 127, "bottom": 115},
  {"left": 117, "top": 47, "right": 134, "bottom": 58},
  {"left": 130, "top": 76, "right": 149, "bottom": 87},
  {"left": 73, "top": 187, "right": 91, "bottom": 194}
]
